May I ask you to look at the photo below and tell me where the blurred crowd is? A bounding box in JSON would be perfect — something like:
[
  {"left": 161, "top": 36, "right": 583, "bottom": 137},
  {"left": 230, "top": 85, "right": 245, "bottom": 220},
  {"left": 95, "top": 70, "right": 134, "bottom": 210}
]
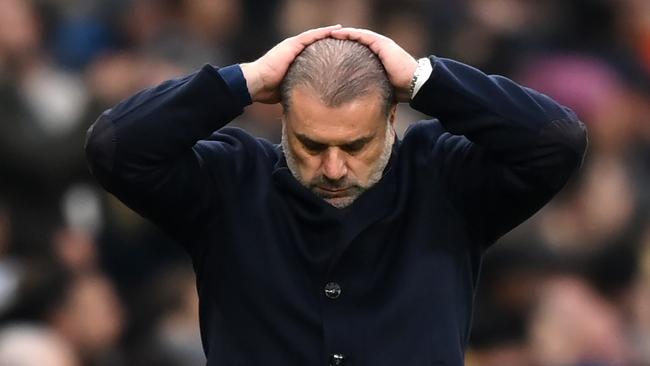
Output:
[{"left": 0, "top": 0, "right": 649, "bottom": 365}]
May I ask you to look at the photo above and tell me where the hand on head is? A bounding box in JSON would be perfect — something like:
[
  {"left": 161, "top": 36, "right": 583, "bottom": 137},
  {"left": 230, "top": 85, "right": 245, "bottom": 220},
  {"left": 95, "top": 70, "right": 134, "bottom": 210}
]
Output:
[
  {"left": 241, "top": 26, "right": 418, "bottom": 104},
  {"left": 240, "top": 25, "right": 342, "bottom": 104},
  {"left": 330, "top": 27, "right": 418, "bottom": 102}
]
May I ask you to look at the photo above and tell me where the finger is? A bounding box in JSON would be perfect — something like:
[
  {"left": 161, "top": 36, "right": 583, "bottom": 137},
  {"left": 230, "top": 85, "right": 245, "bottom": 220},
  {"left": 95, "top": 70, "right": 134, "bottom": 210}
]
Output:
[
  {"left": 294, "top": 24, "right": 342, "bottom": 46},
  {"left": 331, "top": 27, "right": 384, "bottom": 54},
  {"left": 330, "top": 28, "right": 382, "bottom": 45},
  {"left": 303, "top": 24, "right": 343, "bottom": 34}
]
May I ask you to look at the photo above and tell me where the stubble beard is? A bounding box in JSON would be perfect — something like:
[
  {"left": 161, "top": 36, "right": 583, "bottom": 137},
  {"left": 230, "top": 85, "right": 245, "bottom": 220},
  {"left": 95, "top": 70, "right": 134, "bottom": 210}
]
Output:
[{"left": 281, "top": 121, "right": 395, "bottom": 209}]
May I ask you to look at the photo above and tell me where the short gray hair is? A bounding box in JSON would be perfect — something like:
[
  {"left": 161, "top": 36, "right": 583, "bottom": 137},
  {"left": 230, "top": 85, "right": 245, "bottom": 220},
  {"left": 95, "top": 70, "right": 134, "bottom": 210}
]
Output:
[{"left": 280, "top": 38, "right": 395, "bottom": 115}]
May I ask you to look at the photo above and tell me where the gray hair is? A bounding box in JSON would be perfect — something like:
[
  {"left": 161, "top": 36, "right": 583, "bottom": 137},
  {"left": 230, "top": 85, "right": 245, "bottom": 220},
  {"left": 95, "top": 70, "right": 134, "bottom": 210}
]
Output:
[{"left": 280, "top": 38, "right": 395, "bottom": 115}]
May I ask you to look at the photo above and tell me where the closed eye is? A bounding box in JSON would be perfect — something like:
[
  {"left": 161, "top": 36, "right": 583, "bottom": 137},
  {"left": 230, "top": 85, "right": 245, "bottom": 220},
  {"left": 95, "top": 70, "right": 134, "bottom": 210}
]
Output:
[
  {"left": 341, "top": 140, "right": 368, "bottom": 153},
  {"left": 294, "top": 133, "right": 375, "bottom": 154},
  {"left": 341, "top": 136, "right": 373, "bottom": 153},
  {"left": 296, "top": 135, "right": 327, "bottom": 153}
]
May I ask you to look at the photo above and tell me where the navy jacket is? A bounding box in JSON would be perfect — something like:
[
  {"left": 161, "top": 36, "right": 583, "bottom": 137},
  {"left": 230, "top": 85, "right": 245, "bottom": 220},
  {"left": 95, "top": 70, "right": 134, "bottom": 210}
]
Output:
[{"left": 85, "top": 57, "right": 587, "bottom": 366}]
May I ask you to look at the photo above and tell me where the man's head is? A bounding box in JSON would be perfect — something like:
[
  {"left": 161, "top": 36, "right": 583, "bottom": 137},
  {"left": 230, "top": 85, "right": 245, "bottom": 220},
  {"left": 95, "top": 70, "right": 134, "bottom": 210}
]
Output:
[{"left": 280, "top": 38, "right": 397, "bottom": 208}]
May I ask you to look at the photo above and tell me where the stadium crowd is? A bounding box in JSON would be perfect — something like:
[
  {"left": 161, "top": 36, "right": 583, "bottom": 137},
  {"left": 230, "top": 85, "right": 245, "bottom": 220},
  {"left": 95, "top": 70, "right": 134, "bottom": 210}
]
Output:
[{"left": 0, "top": 0, "right": 649, "bottom": 365}]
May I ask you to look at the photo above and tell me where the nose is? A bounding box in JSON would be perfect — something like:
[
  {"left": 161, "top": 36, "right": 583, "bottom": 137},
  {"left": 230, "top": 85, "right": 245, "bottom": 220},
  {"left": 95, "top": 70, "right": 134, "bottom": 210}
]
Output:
[{"left": 321, "top": 148, "right": 347, "bottom": 181}]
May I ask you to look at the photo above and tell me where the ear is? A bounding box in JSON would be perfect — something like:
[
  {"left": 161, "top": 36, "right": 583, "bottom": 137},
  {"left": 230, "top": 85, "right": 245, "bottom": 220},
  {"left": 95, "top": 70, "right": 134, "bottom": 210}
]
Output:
[
  {"left": 388, "top": 103, "right": 398, "bottom": 125},
  {"left": 281, "top": 116, "right": 291, "bottom": 140}
]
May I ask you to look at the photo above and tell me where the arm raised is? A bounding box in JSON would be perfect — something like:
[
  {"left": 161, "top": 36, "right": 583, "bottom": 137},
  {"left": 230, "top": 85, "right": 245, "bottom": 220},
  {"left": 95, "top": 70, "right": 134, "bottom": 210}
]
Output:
[
  {"left": 334, "top": 27, "right": 587, "bottom": 246},
  {"left": 85, "top": 26, "right": 342, "bottom": 250}
]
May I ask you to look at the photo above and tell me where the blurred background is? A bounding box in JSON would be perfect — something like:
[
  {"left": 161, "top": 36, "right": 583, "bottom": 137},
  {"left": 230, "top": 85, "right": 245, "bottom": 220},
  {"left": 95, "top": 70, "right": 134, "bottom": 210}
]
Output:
[{"left": 0, "top": 0, "right": 649, "bottom": 365}]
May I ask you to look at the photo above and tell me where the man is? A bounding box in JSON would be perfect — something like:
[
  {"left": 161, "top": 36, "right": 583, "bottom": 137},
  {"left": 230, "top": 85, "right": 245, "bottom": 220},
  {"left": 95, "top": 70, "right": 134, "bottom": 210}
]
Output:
[{"left": 85, "top": 26, "right": 586, "bottom": 365}]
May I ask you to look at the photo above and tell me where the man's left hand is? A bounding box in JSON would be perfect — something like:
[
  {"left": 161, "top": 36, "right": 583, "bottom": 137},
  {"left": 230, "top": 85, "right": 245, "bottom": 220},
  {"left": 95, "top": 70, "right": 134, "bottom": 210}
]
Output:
[{"left": 330, "top": 27, "right": 418, "bottom": 102}]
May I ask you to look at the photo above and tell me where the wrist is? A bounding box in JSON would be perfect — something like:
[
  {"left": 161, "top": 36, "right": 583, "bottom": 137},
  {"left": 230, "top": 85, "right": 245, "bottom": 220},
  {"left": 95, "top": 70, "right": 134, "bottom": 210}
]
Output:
[
  {"left": 396, "top": 58, "right": 419, "bottom": 102},
  {"left": 240, "top": 62, "right": 264, "bottom": 103},
  {"left": 408, "top": 57, "right": 433, "bottom": 100}
]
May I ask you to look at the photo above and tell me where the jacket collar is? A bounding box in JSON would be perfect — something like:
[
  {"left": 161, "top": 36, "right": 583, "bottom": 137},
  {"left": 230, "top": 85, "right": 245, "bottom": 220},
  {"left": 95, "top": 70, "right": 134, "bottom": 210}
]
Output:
[{"left": 271, "top": 138, "right": 401, "bottom": 272}]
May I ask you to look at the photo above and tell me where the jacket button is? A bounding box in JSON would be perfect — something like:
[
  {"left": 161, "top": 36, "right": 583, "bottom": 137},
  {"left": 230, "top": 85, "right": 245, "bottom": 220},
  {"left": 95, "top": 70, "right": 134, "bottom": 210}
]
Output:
[
  {"left": 329, "top": 353, "right": 346, "bottom": 365},
  {"left": 324, "top": 282, "right": 341, "bottom": 299}
]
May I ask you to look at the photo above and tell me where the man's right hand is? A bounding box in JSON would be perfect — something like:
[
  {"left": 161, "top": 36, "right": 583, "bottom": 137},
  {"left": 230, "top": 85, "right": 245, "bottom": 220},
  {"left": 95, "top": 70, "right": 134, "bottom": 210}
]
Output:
[{"left": 240, "top": 25, "right": 341, "bottom": 104}]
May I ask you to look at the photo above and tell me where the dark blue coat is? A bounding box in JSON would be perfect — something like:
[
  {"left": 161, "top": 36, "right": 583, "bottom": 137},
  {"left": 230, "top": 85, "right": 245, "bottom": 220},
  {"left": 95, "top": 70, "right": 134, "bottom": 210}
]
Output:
[{"left": 85, "top": 56, "right": 587, "bottom": 366}]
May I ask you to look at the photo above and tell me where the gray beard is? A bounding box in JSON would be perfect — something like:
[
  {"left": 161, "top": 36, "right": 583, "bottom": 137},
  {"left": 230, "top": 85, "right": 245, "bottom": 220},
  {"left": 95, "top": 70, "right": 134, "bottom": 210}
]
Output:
[{"left": 281, "top": 121, "right": 395, "bottom": 208}]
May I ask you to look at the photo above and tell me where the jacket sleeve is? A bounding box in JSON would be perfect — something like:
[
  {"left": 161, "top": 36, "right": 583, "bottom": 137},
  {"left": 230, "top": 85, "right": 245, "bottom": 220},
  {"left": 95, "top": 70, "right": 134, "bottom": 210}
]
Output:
[
  {"left": 410, "top": 57, "right": 588, "bottom": 247},
  {"left": 84, "top": 65, "right": 248, "bottom": 246}
]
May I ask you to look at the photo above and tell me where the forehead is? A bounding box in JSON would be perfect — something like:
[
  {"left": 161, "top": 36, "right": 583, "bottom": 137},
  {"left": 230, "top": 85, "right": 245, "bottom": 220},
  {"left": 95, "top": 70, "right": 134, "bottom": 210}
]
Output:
[{"left": 285, "top": 87, "right": 385, "bottom": 142}]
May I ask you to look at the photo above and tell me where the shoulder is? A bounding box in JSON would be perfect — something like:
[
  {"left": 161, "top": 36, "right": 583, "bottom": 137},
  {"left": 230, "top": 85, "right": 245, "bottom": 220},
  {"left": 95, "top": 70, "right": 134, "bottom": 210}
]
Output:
[
  {"left": 400, "top": 119, "right": 471, "bottom": 162},
  {"left": 402, "top": 119, "right": 443, "bottom": 146},
  {"left": 195, "top": 126, "right": 277, "bottom": 157},
  {"left": 193, "top": 126, "right": 280, "bottom": 177}
]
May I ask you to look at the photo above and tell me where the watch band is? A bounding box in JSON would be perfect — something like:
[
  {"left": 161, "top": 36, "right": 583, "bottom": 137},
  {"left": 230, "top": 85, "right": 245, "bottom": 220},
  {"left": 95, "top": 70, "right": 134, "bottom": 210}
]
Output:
[{"left": 410, "top": 57, "right": 433, "bottom": 100}]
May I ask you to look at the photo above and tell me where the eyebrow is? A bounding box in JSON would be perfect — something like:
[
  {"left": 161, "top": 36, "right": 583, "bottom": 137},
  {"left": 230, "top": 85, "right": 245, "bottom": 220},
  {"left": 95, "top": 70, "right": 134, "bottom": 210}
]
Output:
[{"left": 295, "top": 133, "right": 376, "bottom": 151}]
